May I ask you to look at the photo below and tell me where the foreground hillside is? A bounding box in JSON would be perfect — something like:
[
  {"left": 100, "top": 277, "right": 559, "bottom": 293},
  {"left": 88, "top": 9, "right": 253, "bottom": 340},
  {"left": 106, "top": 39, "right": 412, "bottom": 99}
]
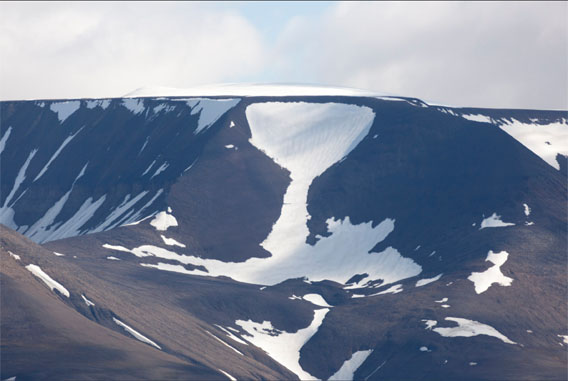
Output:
[{"left": 1, "top": 86, "right": 566, "bottom": 380}]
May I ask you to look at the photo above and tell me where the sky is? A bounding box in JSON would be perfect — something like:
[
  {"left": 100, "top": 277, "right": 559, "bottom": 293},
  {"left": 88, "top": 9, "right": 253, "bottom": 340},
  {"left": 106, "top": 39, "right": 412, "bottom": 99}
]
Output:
[{"left": 1, "top": 1, "right": 566, "bottom": 109}]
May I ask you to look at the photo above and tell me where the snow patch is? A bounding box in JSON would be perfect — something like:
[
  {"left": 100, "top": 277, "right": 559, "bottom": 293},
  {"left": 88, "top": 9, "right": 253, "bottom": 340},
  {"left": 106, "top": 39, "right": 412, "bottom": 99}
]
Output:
[
  {"left": 81, "top": 294, "right": 95, "bottom": 307},
  {"left": 218, "top": 369, "right": 236, "bottom": 381},
  {"left": 8, "top": 251, "right": 20, "bottom": 260},
  {"left": 498, "top": 119, "right": 568, "bottom": 170},
  {"left": 205, "top": 330, "right": 244, "bottom": 356},
  {"left": 480, "top": 213, "right": 515, "bottom": 229},
  {"left": 53, "top": 252, "right": 65, "bottom": 256},
  {"left": 50, "top": 101, "right": 80, "bottom": 123},
  {"left": 184, "top": 98, "right": 240, "bottom": 134},
  {"left": 150, "top": 210, "right": 178, "bottom": 231},
  {"left": 416, "top": 273, "right": 443, "bottom": 287},
  {"left": 468, "top": 250, "right": 513, "bottom": 294},
  {"left": 160, "top": 235, "right": 186, "bottom": 248},
  {"left": 85, "top": 99, "right": 110, "bottom": 110},
  {"left": 0, "top": 126, "right": 12, "bottom": 155},
  {"left": 462, "top": 114, "right": 493, "bottom": 123},
  {"left": 113, "top": 317, "right": 161, "bottom": 350},
  {"left": 429, "top": 317, "right": 516, "bottom": 344},
  {"left": 150, "top": 162, "right": 169, "bottom": 179},
  {"left": 106, "top": 256, "right": 121, "bottom": 260},
  {"left": 25, "top": 264, "right": 70, "bottom": 297},
  {"left": 236, "top": 308, "right": 329, "bottom": 380},
  {"left": 302, "top": 294, "right": 333, "bottom": 307},
  {"left": 121, "top": 99, "right": 145, "bottom": 115},
  {"left": 34, "top": 128, "right": 83, "bottom": 181},
  {"left": 523, "top": 203, "right": 531, "bottom": 217},
  {"left": 329, "top": 349, "right": 373, "bottom": 381},
  {"left": 214, "top": 324, "right": 249, "bottom": 345}
]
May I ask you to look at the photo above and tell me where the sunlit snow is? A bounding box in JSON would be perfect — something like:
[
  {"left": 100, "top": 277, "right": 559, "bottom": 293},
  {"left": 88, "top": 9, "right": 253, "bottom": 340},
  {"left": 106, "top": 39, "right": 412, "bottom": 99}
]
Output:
[
  {"left": 302, "top": 294, "right": 333, "bottom": 307},
  {"left": 149, "top": 210, "right": 178, "bottom": 231},
  {"left": 25, "top": 264, "right": 70, "bottom": 297},
  {"left": 426, "top": 317, "right": 516, "bottom": 344},
  {"left": 160, "top": 235, "right": 186, "bottom": 248},
  {"left": 416, "top": 273, "right": 443, "bottom": 287},
  {"left": 113, "top": 317, "right": 161, "bottom": 350},
  {"left": 329, "top": 349, "right": 373, "bottom": 381},
  {"left": 81, "top": 294, "right": 95, "bottom": 307},
  {"left": 499, "top": 119, "right": 568, "bottom": 170},
  {"left": 480, "top": 213, "right": 515, "bottom": 229},
  {"left": 183, "top": 98, "right": 240, "bottom": 134},
  {"left": 468, "top": 250, "right": 513, "bottom": 294},
  {"left": 236, "top": 308, "right": 329, "bottom": 380}
]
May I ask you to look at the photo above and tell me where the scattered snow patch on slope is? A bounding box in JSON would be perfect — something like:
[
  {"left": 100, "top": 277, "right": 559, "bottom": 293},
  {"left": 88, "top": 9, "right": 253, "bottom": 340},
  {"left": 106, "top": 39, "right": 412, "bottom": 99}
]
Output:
[
  {"left": 34, "top": 128, "right": 83, "bottom": 181},
  {"left": 50, "top": 101, "right": 80, "bottom": 123},
  {"left": 416, "top": 273, "right": 443, "bottom": 287},
  {"left": 150, "top": 210, "right": 178, "bottom": 231},
  {"left": 113, "top": 317, "right": 161, "bottom": 350},
  {"left": 0, "top": 126, "right": 12, "bottom": 155},
  {"left": 428, "top": 317, "right": 516, "bottom": 344},
  {"left": 329, "top": 350, "right": 373, "bottom": 381},
  {"left": 25, "top": 264, "right": 70, "bottom": 297},
  {"left": 160, "top": 235, "right": 186, "bottom": 248},
  {"left": 499, "top": 119, "right": 568, "bottom": 170},
  {"left": 121, "top": 99, "right": 145, "bottom": 115},
  {"left": 183, "top": 98, "right": 240, "bottom": 134},
  {"left": 480, "top": 213, "right": 515, "bottom": 229},
  {"left": 302, "top": 294, "right": 333, "bottom": 307},
  {"left": 236, "top": 308, "right": 329, "bottom": 380},
  {"left": 468, "top": 250, "right": 513, "bottom": 294}
]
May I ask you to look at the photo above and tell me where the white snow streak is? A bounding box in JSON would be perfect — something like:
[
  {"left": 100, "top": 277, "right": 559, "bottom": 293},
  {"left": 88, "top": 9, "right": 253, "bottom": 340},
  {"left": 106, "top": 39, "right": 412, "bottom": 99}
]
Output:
[
  {"left": 236, "top": 308, "right": 329, "bottom": 380},
  {"left": 8, "top": 251, "right": 20, "bottom": 260},
  {"left": 468, "top": 250, "right": 513, "bottom": 294},
  {"left": 25, "top": 264, "right": 70, "bottom": 297},
  {"left": 461, "top": 114, "right": 493, "bottom": 123},
  {"left": 0, "top": 126, "right": 12, "bottom": 155},
  {"left": 113, "top": 317, "right": 161, "bottom": 350},
  {"left": 34, "top": 128, "right": 83, "bottom": 181},
  {"left": 416, "top": 273, "right": 443, "bottom": 287},
  {"left": 218, "top": 369, "right": 236, "bottom": 381},
  {"left": 81, "top": 294, "right": 95, "bottom": 307},
  {"left": 329, "top": 350, "right": 373, "bottom": 381},
  {"left": 160, "top": 235, "right": 186, "bottom": 248},
  {"left": 205, "top": 330, "right": 244, "bottom": 356},
  {"left": 150, "top": 162, "right": 169, "bottom": 179},
  {"left": 523, "top": 203, "right": 531, "bottom": 217}
]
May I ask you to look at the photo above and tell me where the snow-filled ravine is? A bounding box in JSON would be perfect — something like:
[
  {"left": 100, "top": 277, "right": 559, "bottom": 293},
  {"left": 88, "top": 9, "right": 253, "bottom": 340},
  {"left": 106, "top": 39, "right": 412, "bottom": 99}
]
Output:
[
  {"left": 236, "top": 308, "right": 329, "bottom": 380},
  {"left": 105, "top": 102, "right": 422, "bottom": 287}
]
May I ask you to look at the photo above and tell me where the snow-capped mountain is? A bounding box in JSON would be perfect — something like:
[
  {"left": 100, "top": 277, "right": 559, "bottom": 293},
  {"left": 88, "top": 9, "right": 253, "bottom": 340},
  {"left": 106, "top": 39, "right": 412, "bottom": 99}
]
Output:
[{"left": 1, "top": 85, "right": 566, "bottom": 380}]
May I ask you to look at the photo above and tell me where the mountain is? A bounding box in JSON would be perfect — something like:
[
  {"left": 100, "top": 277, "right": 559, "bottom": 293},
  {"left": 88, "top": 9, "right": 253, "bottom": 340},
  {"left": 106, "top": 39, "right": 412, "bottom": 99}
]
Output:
[{"left": 1, "top": 85, "right": 566, "bottom": 380}]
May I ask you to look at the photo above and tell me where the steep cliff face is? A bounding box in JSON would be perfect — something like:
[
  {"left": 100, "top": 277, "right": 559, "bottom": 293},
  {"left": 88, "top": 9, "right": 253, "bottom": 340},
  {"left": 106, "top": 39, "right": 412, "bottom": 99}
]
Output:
[{"left": 1, "top": 87, "right": 566, "bottom": 380}]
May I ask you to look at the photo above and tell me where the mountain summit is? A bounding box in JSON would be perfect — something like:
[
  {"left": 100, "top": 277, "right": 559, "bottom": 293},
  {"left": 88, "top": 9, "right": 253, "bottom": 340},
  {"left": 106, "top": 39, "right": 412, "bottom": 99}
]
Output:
[{"left": 1, "top": 87, "right": 566, "bottom": 380}]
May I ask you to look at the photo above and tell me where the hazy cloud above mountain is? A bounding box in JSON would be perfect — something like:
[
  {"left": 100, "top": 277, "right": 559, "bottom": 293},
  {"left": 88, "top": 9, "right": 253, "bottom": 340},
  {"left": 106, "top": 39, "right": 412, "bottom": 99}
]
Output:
[{"left": 1, "top": 1, "right": 566, "bottom": 109}]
